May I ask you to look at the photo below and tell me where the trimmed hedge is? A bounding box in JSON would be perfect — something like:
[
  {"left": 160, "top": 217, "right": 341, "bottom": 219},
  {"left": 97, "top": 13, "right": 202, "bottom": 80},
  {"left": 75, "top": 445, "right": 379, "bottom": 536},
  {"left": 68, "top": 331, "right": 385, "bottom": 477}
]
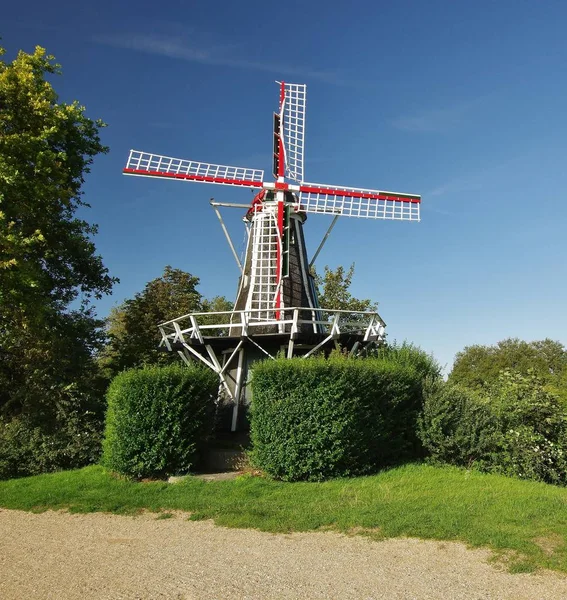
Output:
[
  {"left": 102, "top": 364, "right": 218, "bottom": 478},
  {"left": 418, "top": 372, "right": 567, "bottom": 485},
  {"left": 250, "top": 355, "right": 423, "bottom": 481}
]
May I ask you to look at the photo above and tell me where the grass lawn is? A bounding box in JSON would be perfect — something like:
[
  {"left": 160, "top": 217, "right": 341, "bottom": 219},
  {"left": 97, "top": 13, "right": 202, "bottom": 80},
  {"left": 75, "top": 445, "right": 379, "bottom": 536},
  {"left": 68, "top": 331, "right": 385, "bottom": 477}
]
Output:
[{"left": 1, "top": 463, "right": 566, "bottom": 573}]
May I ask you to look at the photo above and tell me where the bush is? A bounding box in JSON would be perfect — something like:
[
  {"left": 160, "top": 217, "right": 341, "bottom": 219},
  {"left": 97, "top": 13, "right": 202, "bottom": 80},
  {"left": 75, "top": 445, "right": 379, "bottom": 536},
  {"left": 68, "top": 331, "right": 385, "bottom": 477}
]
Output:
[
  {"left": 0, "top": 409, "right": 102, "bottom": 480},
  {"left": 250, "top": 355, "right": 422, "bottom": 481},
  {"left": 418, "top": 382, "right": 502, "bottom": 469},
  {"left": 371, "top": 340, "right": 442, "bottom": 382},
  {"left": 418, "top": 372, "right": 567, "bottom": 485},
  {"left": 102, "top": 364, "right": 218, "bottom": 478},
  {"left": 492, "top": 371, "right": 567, "bottom": 484}
]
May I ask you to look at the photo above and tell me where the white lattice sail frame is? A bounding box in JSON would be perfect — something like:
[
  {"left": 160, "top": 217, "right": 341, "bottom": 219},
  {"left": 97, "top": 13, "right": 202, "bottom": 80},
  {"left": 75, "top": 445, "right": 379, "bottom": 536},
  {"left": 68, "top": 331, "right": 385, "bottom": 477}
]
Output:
[
  {"left": 298, "top": 182, "right": 420, "bottom": 221},
  {"left": 279, "top": 82, "right": 306, "bottom": 183},
  {"left": 124, "top": 150, "right": 264, "bottom": 187}
]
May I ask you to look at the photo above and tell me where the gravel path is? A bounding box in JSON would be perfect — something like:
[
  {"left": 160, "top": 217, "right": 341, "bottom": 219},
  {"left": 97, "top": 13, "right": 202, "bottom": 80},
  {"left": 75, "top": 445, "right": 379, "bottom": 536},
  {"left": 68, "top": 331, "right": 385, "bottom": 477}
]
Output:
[{"left": 1, "top": 508, "right": 566, "bottom": 599}]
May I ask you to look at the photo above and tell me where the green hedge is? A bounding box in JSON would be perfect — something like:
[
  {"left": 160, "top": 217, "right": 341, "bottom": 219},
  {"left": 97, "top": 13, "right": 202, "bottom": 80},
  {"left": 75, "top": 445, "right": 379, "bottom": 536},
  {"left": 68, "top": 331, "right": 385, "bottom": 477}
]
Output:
[
  {"left": 371, "top": 340, "right": 442, "bottom": 381},
  {"left": 102, "top": 364, "right": 218, "bottom": 478},
  {"left": 250, "top": 355, "right": 423, "bottom": 481},
  {"left": 418, "top": 372, "right": 567, "bottom": 485}
]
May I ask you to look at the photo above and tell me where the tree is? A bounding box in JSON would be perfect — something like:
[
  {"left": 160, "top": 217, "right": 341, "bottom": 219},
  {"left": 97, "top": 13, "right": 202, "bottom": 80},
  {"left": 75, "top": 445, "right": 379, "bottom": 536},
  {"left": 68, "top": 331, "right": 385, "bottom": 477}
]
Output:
[
  {"left": 201, "top": 295, "right": 235, "bottom": 314},
  {"left": 0, "top": 45, "right": 114, "bottom": 318},
  {"left": 99, "top": 266, "right": 233, "bottom": 378},
  {"left": 314, "top": 263, "right": 377, "bottom": 312},
  {"left": 449, "top": 338, "right": 567, "bottom": 393},
  {"left": 0, "top": 44, "right": 115, "bottom": 477}
]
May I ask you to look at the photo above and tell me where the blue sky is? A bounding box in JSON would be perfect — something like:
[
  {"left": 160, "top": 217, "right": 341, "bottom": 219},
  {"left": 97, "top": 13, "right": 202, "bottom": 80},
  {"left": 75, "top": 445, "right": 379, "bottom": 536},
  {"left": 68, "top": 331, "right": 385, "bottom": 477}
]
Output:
[{"left": 3, "top": 1, "right": 567, "bottom": 372}]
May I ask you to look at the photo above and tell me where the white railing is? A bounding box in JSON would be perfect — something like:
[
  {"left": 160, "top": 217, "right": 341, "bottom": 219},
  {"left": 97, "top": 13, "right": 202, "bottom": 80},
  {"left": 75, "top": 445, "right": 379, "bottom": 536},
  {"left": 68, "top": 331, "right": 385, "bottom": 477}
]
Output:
[{"left": 158, "top": 307, "right": 386, "bottom": 351}]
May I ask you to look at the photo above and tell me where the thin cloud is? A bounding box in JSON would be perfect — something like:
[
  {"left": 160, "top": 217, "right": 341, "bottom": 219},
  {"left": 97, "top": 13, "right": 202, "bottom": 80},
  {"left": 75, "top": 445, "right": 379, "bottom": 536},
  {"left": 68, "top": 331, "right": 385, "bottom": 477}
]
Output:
[
  {"left": 426, "top": 154, "right": 525, "bottom": 200},
  {"left": 93, "top": 33, "right": 346, "bottom": 85},
  {"left": 391, "top": 103, "right": 472, "bottom": 133},
  {"left": 421, "top": 205, "right": 459, "bottom": 217},
  {"left": 427, "top": 180, "right": 483, "bottom": 198},
  {"left": 391, "top": 95, "right": 495, "bottom": 134}
]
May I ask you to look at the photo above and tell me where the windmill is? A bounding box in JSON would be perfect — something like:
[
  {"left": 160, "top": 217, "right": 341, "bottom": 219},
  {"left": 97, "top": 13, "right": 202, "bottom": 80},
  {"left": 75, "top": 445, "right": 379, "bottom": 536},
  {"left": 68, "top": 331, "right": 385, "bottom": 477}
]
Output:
[{"left": 123, "top": 82, "right": 420, "bottom": 431}]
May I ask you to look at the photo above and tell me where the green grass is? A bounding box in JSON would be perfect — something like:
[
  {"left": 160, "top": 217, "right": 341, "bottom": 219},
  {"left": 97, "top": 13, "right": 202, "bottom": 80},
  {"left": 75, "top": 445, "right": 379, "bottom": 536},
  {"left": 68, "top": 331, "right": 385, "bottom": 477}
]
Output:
[{"left": 1, "top": 463, "right": 567, "bottom": 573}]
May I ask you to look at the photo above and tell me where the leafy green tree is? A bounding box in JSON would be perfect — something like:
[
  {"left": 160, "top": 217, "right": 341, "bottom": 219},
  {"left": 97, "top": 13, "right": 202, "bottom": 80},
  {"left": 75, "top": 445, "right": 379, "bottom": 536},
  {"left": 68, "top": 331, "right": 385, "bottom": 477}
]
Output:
[
  {"left": 449, "top": 338, "right": 567, "bottom": 393},
  {"left": 314, "top": 263, "right": 377, "bottom": 312},
  {"left": 199, "top": 294, "right": 236, "bottom": 336},
  {"left": 99, "top": 266, "right": 233, "bottom": 378},
  {"left": 0, "top": 44, "right": 115, "bottom": 476},
  {"left": 201, "top": 295, "right": 235, "bottom": 314}
]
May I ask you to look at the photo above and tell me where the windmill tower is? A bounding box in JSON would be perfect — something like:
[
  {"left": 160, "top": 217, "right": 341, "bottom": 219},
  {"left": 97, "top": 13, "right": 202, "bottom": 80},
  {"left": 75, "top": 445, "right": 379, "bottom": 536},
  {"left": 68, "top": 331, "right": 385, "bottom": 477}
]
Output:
[{"left": 124, "top": 82, "right": 420, "bottom": 431}]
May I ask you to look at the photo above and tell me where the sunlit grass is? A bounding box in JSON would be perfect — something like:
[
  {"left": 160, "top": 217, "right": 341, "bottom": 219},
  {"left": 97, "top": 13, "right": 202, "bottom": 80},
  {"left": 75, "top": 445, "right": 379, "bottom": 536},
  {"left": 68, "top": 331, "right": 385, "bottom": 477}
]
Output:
[{"left": 1, "top": 463, "right": 567, "bottom": 573}]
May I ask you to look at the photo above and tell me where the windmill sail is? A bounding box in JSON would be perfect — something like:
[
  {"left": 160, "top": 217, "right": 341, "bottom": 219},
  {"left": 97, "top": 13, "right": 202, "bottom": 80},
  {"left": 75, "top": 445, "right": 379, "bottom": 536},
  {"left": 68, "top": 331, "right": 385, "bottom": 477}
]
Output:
[
  {"left": 278, "top": 82, "right": 306, "bottom": 182},
  {"left": 124, "top": 150, "right": 264, "bottom": 189},
  {"left": 298, "top": 182, "right": 421, "bottom": 221}
]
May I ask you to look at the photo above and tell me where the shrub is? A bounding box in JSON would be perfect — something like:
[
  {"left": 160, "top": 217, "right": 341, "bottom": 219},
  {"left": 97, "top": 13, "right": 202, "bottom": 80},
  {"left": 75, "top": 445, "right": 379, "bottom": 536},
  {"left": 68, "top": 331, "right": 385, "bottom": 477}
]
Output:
[
  {"left": 371, "top": 340, "right": 442, "bottom": 382},
  {"left": 102, "top": 364, "right": 217, "bottom": 478},
  {"left": 0, "top": 380, "right": 104, "bottom": 481},
  {"left": 492, "top": 371, "right": 567, "bottom": 484},
  {"left": 418, "top": 372, "right": 567, "bottom": 485},
  {"left": 250, "top": 355, "right": 422, "bottom": 481},
  {"left": 0, "top": 409, "right": 102, "bottom": 480},
  {"left": 418, "top": 382, "right": 502, "bottom": 469}
]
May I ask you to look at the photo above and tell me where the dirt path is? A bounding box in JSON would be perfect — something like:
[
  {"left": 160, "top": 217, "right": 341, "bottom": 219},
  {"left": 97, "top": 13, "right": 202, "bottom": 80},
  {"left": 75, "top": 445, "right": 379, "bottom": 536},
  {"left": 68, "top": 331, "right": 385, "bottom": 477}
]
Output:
[{"left": 1, "top": 509, "right": 566, "bottom": 599}]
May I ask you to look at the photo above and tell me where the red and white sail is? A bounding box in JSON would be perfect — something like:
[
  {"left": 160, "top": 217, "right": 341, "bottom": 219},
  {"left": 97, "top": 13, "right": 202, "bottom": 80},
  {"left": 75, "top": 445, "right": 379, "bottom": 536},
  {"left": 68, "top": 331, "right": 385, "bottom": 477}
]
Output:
[
  {"left": 124, "top": 82, "right": 420, "bottom": 220},
  {"left": 124, "top": 152, "right": 421, "bottom": 222},
  {"left": 278, "top": 82, "right": 306, "bottom": 182},
  {"left": 297, "top": 182, "right": 420, "bottom": 221},
  {"left": 124, "top": 150, "right": 264, "bottom": 189}
]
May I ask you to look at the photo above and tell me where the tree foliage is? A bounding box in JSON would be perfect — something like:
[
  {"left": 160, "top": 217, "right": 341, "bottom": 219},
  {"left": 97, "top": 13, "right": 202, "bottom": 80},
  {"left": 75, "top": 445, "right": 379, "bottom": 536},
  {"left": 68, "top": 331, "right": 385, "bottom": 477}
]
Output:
[
  {"left": 0, "top": 45, "right": 114, "bottom": 317},
  {"left": 99, "top": 266, "right": 233, "bottom": 378},
  {"left": 449, "top": 338, "right": 567, "bottom": 393},
  {"left": 314, "top": 263, "right": 377, "bottom": 312},
  {"left": 0, "top": 44, "right": 114, "bottom": 476}
]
